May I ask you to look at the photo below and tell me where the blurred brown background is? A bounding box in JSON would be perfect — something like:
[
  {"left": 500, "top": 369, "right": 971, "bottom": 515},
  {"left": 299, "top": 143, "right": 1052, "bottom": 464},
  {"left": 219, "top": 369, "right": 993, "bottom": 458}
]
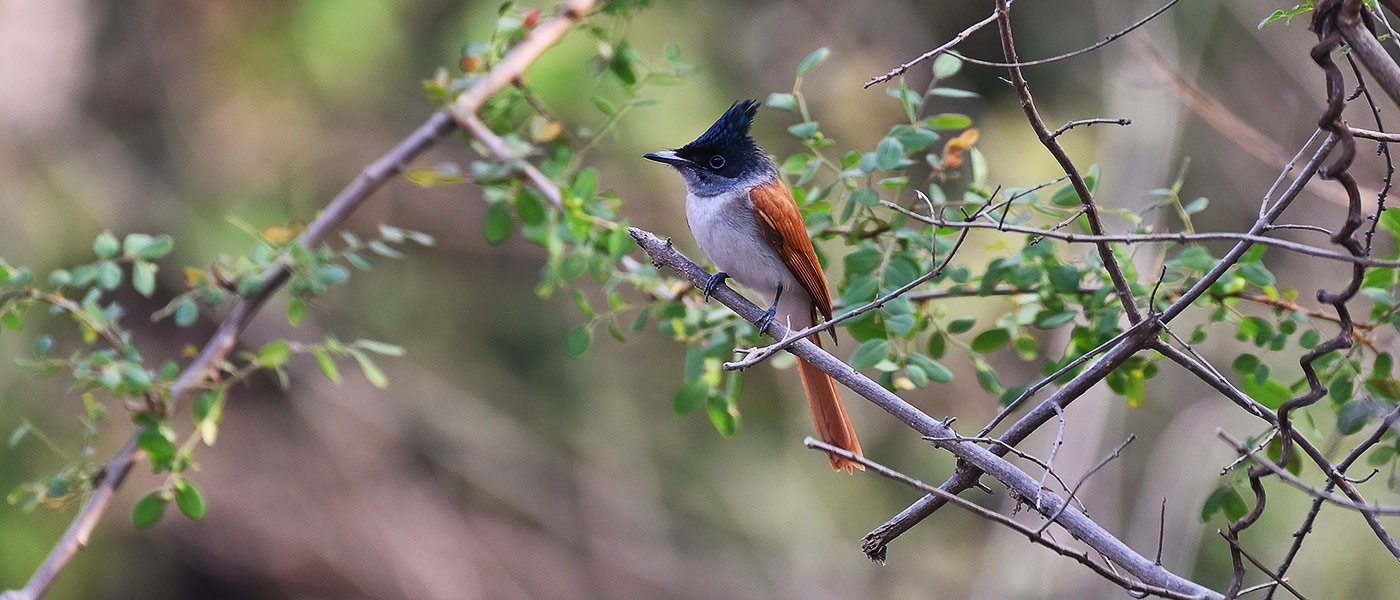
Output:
[{"left": 2, "top": 1, "right": 1398, "bottom": 598}]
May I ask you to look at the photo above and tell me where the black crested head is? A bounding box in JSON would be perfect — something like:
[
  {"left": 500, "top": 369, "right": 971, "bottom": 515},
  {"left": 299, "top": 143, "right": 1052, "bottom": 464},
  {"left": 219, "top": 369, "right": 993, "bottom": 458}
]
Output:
[
  {"left": 685, "top": 99, "right": 759, "bottom": 152},
  {"left": 672, "top": 99, "right": 766, "bottom": 181}
]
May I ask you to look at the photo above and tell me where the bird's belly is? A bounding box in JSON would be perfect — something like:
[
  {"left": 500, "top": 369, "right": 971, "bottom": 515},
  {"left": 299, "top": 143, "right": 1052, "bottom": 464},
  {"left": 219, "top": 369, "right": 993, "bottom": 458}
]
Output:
[{"left": 685, "top": 191, "right": 793, "bottom": 305}]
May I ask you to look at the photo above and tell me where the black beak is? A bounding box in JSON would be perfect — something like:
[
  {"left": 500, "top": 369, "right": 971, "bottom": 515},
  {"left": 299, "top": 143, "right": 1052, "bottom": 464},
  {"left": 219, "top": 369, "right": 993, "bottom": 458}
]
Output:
[{"left": 643, "top": 150, "right": 692, "bottom": 167}]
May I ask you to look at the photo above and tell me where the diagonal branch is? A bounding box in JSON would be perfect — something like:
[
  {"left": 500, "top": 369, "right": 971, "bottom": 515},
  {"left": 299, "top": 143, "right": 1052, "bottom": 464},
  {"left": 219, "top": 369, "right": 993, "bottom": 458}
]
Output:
[
  {"left": 994, "top": 0, "right": 1142, "bottom": 324},
  {"left": 630, "top": 226, "right": 1221, "bottom": 600},
  {"left": 805, "top": 438, "right": 1201, "bottom": 600},
  {"left": 1, "top": 2, "right": 598, "bottom": 598}
]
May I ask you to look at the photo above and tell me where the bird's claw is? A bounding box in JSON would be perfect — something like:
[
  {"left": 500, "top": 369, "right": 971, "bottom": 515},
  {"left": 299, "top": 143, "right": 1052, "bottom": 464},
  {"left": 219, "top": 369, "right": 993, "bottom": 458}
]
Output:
[
  {"left": 703, "top": 271, "right": 728, "bottom": 302},
  {"left": 756, "top": 304, "right": 778, "bottom": 335}
]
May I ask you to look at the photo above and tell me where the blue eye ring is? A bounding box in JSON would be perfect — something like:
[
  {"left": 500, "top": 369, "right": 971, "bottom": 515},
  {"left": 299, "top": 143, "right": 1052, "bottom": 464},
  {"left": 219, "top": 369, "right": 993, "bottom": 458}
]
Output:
[{"left": 709, "top": 155, "right": 725, "bottom": 169}]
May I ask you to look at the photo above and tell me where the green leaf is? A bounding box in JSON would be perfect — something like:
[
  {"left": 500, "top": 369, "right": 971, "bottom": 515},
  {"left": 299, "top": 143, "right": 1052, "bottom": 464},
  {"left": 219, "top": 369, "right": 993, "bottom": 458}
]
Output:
[
  {"left": 484, "top": 202, "right": 513, "bottom": 245},
  {"left": 314, "top": 348, "right": 341, "bottom": 384},
  {"left": 907, "top": 353, "right": 953, "bottom": 383},
  {"left": 849, "top": 188, "right": 879, "bottom": 207},
  {"left": 1221, "top": 486, "right": 1248, "bottom": 521},
  {"left": 132, "top": 261, "right": 157, "bottom": 297},
  {"left": 354, "top": 339, "right": 405, "bottom": 356},
  {"left": 96, "top": 260, "right": 122, "bottom": 290},
  {"left": 33, "top": 335, "right": 53, "bottom": 359},
  {"left": 174, "top": 478, "right": 208, "bottom": 520},
  {"left": 258, "top": 340, "right": 294, "bottom": 368},
  {"left": 926, "top": 113, "right": 973, "bottom": 130},
  {"left": 932, "top": 53, "right": 962, "bottom": 79},
  {"left": 137, "top": 425, "right": 176, "bottom": 471},
  {"left": 706, "top": 394, "right": 739, "bottom": 437},
  {"left": 974, "top": 358, "right": 1003, "bottom": 395},
  {"left": 1368, "top": 446, "right": 1397, "bottom": 466},
  {"left": 788, "top": 121, "right": 819, "bottom": 138},
  {"left": 971, "top": 328, "right": 1011, "bottom": 353},
  {"left": 674, "top": 380, "right": 707, "bottom": 415},
  {"left": 1048, "top": 264, "right": 1082, "bottom": 293},
  {"left": 8, "top": 424, "right": 28, "bottom": 448},
  {"left": 287, "top": 298, "right": 307, "bottom": 326},
  {"left": 876, "top": 136, "right": 905, "bottom": 171},
  {"left": 565, "top": 325, "right": 592, "bottom": 357},
  {"left": 796, "top": 47, "right": 830, "bottom": 77},
  {"left": 1183, "top": 197, "right": 1209, "bottom": 215},
  {"left": 174, "top": 297, "right": 198, "bottom": 327},
  {"left": 1242, "top": 376, "right": 1291, "bottom": 409},
  {"left": 928, "top": 87, "right": 978, "bottom": 99},
  {"left": 132, "top": 491, "right": 169, "bottom": 528},
  {"left": 1050, "top": 183, "right": 1082, "bottom": 207},
  {"left": 947, "top": 318, "right": 976, "bottom": 334},
  {"left": 193, "top": 389, "right": 223, "bottom": 445},
  {"left": 1337, "top": 399, "right": 1373, "bottom": 434},
  {"left": 849, "top": 339, "right": 891, "bottom": 369},
  {"left": 352, "top": 352, "right": 388, "bottom": 388},
  {"left": 1239, "top": 262, "right": 1275, "bottom": 287},
  {"left": 516, "top": 190, "right": 547, "bottom": 226},
  {"left": 766, "top": 93, "right": 796, "bottom": 111},
  {"left": 93, "top": 231, "right": 120, "bottom": 260}
]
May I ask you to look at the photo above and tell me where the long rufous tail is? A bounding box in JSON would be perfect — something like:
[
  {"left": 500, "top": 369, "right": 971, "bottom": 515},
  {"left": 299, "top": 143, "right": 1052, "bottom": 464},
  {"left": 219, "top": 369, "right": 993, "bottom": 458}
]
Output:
[{"left": 797, "top": 334, "right": 863, "bottom": 472}]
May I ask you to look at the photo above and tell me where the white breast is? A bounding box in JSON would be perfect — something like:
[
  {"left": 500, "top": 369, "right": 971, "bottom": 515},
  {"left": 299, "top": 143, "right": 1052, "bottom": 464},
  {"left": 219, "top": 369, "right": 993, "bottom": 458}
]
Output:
[{"left": 684, "top": 189, "right": 812, "bottom": 326}]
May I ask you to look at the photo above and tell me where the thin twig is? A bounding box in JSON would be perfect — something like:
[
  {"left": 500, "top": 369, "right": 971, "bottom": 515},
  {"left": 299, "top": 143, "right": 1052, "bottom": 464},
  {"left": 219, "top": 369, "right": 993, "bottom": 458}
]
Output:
[
  {"left": 864, "top": 6, "right": 1004, "bottom": 88},
  {"left": 886, "top": 203, "right": 1400, "bottom": 268},
  {"left": 949, "top": 0, "right": 1182, "bottom": 69},
  {"left": 1036, "top": 435, "right": 1137, "bottom": 536},
  {"left": 804, "top": 439, "right": 1207, "bottom": 600},
  {"left": 1049, "top": 117, "right": 1132, "bottom": 139},
  {"left": 995, "top": 0, "right": 1141, "bottom": 323},
  {"left": 1218, "top": 432, "right": 1400, "bottom": 516}
]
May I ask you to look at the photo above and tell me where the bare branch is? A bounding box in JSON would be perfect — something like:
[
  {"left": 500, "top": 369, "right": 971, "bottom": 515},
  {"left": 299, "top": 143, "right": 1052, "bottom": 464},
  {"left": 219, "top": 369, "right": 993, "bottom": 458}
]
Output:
[
  {"left": 804, "top": 438, "right": 1206, "bottom": 600},
  {"left": 994, "top": 0, "right": 1143, "bottom": 324},
  {"left": 886, "top": 201, "right": 1400, "bottom": 268},
  {"left": 951, "top": 0, "right": 1182, "bottom": 69},
  {"left": 629, "top": 227, "right": 1218, "bottom": 598},
  {"left": 864, "top": 6, "right": 1003, "bottom": 88},
  {"left": 1049, "top": 117, "right": 1132, "bottom": 140},
  {"left": 1218, "top": 432, "right": 1400, "bottom": 517}
]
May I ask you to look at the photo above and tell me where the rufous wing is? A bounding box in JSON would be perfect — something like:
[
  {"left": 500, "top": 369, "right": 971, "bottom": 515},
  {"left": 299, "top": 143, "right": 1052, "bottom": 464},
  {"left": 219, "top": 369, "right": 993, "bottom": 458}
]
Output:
[{"left": 748, "top": 180, "right": 836, "bottom": 341}]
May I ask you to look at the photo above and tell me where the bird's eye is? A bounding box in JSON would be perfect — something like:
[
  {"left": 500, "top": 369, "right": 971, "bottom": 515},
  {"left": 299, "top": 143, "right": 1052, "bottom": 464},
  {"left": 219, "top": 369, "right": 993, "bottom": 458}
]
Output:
[{"left": 708, "top": 155, "right": 726, "bottom": 169}]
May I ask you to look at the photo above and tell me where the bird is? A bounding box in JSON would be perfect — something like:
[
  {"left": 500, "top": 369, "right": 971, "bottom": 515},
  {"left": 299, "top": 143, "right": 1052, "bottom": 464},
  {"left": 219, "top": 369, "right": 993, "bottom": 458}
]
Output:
[{"left": 644, "top": 99, "right": 863, "bottom": 472}]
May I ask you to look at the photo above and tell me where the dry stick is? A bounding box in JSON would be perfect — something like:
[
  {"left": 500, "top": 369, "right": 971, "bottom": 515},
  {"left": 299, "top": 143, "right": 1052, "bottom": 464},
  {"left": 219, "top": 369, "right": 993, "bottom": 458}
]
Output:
[
  {"left": 1154, "top": 342, "right": 1400, "bottom": 560},
  {"left": 1035, "top": 435, "right": 1136, "bottom": 536},
  {"left": 864, "top": 5, "right": 1004, "bottom": 88},
  {"left": 863, "top": 132, "right": 1338, "bottom": 561},
  {"left": 1049, "top": 117, "right": 1132, "bottom": 139},
  {"left": 1264, "top": 408, "right": 1400, "bottom": 600},
  {"left": 1216, "top": 533, "right": 1310, "bottom": 600},
  {"left": 886, "top": 204, "right": 1400, "bottom": 268},
  {"left": 803, "top": 439, "right": 1202, "bottom": 600},
  {"left": 994, "top": 0, "right": 1142, "bottom": 325},
  {"left": 1218, "top": 432, "right": 1400, "bottom": 516},
  {"left": 0, "top": 2, "right": 598, "bottom": 599},
  {"left": 1338, "top": 5, "right": 1400, "bottom": 109},
  {"left": 950, "top": 0, "right": 1183, "bottom": 69},
  {"left": 630, "top": 227, "right": 1219, "bottom": 599}
]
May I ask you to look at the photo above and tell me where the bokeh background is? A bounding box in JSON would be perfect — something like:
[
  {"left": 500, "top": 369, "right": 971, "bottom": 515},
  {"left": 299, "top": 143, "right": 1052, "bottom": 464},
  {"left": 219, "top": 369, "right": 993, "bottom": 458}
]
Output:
[{"left": 2, "top": 0, "right": 1399, "bottom": 598}]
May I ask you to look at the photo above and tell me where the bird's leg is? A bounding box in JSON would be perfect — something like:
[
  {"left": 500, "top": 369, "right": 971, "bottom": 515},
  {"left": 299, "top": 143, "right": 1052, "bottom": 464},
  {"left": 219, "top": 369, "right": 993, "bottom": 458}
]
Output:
[
  {"left": 703, "top": 271, "right": 728, "bottom": 302},
  {"left": 756, "top": 284, "right": 783, "bottom": 335}
]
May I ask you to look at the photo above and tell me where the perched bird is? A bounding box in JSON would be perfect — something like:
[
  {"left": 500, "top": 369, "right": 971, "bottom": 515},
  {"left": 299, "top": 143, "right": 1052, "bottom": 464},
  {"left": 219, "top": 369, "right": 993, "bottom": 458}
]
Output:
[{"left": 644, "top": 99, "right": 863, "bottom": 472}]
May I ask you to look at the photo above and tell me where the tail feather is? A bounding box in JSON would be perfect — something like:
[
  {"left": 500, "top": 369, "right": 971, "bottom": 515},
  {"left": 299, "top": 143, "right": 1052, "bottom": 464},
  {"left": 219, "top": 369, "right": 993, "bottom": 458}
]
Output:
[{"left": 798, "top": 335, "right": 863, "bottom": 473}]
